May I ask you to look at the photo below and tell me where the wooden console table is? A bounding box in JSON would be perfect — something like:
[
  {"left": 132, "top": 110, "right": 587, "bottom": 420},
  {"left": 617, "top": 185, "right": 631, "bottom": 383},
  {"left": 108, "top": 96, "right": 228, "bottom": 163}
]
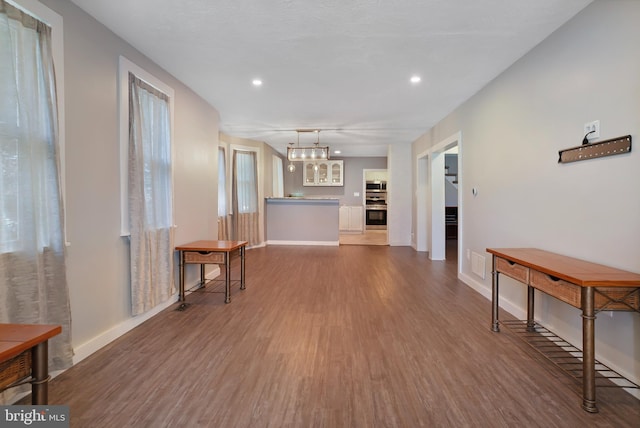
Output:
[
  {"left": 176, "top": 240, "right": 247, "bottom": 304},
  {"left": 487, "top": 248, "right": 640, "bottom": 413},
  {"left": 0, "top": 323, "right": 61, "bottom": 404}
]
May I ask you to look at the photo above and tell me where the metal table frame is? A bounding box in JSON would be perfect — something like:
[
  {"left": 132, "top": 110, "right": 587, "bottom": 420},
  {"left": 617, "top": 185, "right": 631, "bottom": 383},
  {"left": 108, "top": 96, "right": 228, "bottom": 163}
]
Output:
[
  {"left": 487, "top": 247, "right": 640, "bottom": 413},
  {"left": 0, "top": 323, "right": 62, "bottom": 404},
  {"left": 176, "top": 240, "right": 247, "bottom": 304}
]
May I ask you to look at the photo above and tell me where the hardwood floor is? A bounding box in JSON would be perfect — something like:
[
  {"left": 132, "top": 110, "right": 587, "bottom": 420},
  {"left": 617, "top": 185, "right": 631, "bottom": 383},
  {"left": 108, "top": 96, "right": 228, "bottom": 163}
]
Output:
[
  {"left": 339, "top": 230, "right": 388, "bottom": 246},
  {"left": 34, "top": 244, "right": 639, "bottom": 427}
]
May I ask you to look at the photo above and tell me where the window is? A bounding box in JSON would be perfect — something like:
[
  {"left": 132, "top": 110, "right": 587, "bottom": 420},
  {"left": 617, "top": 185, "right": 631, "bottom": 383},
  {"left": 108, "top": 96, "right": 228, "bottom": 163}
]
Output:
[
  {"left": 119, "top": 56, "right": 175, "bottom": 235},
  {"left": 1, "top": 0, "right": 65, "bottom": 250},
  {"left": 272, "top": 155, "right": 284, "bottom": 197},
  {"left": 128, "top": 72, "right": 173, "bottom": 229},
  {"left": 217, "top": 146, "right": 229, "bottom": 240},
  {"left": 218, "top": 147, "right": 227, "bottom": 217},
  {"left": 234, "top": 150, "right": 257, "bottom": 214},
  {"left": 0, "top": 136, "right": 19, "bottom": 250}
]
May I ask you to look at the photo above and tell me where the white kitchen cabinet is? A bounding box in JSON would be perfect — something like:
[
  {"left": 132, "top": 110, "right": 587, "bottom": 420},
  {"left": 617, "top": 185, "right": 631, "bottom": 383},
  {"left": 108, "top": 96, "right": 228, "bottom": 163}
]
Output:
[
  {"left": 303, "top": 160, "right": 343, "bottom": 186},
  {"left": 339, "top": 206, "right": 363, "bottom": 232}
]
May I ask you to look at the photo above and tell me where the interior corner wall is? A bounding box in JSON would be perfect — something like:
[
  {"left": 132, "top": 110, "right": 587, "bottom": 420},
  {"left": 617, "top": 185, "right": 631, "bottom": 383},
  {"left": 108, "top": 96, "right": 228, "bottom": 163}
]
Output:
[
  {"left": 412, "top": 0, "right": 640, "bottom": 384},
  {"left": 387, "top": 143, "right": 412, "bottom": 246},
  {"left": 39, "top": 0, "right": 220, "bottom": 359}
]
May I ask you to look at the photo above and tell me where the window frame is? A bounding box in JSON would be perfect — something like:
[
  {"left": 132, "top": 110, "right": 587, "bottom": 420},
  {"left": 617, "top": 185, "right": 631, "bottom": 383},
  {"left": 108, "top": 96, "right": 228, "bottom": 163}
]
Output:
[
  {"left": 272, "top": 155, "right": 284, "bottom": 197},
  {"left": 118, "top": 56, "right": 175, "bottom": 236}
]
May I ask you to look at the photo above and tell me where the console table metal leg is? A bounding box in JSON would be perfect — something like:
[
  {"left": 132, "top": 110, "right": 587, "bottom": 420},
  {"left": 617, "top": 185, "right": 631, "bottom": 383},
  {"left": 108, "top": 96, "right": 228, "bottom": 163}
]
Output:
[
  {"left": 581, "top": 286, "right": 598, "bottom": 413},
  {"left": 225, "top": 252, "right": 231, "bottom": 304},
  {"left": 31, "top": 342, "right": 49, "bottom": 405},
  {"left": 179, "top": 251, "right": 185, "bottom": 302},
  {"left": 491, "top": 256, "right": 500, "bottom": 332},
  {"left": 240, "top": 246, "right": 246, "bottom": 290},
  {"left": 527, "top": 286, "right": 535, "bottom": 332}
]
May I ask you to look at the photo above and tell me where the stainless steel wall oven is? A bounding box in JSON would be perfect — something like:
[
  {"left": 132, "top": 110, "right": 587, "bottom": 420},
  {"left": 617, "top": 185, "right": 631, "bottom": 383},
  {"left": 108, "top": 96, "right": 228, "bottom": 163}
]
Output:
[
  {"left": 365, "top": 207, "right": 387, "bottom": 227},
  {"left": 365, "top": 189, "right": 387, "bottom": 229}
]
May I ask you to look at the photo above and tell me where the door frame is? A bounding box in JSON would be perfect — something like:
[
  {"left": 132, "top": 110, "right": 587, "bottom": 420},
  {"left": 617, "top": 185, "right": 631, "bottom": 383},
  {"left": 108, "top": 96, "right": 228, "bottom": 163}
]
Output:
[{"left": 415, "top": 132, "right": 462, "bottom": 266}]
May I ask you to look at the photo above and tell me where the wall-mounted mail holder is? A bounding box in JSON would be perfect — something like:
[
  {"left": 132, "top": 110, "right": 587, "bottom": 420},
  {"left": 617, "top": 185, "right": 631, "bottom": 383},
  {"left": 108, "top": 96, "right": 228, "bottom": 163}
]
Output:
[{"left": 558, "top": 135, "right": 632, "bottom": 164}]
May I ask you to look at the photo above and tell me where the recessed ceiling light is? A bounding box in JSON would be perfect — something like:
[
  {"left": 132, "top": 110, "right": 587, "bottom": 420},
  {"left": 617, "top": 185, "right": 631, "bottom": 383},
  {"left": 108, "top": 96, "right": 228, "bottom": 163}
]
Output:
[
  {"left": 252, "top": 79, "right": 263, "bottom": 87},
  {"left": 334, "top": 150, "right": 341, "bottom": 154},
  {"left": 410, "top": 75, "right": 421, "bottom": 84}
]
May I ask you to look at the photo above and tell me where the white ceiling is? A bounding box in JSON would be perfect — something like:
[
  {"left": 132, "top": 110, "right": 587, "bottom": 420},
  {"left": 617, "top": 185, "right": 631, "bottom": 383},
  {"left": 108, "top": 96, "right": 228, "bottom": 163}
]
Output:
[{"left": 70, "top": 0, "right": 592, "bottom": 157}]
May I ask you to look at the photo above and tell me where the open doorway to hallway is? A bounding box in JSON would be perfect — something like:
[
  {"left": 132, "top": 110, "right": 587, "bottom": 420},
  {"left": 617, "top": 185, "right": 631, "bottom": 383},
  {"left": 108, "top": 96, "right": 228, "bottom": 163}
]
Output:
[
  {"left": 444, "top": 146, "right": 459, "bottom": 260},
  {"left": 415, "top": 131, "right": 461, "bottom": 272}
]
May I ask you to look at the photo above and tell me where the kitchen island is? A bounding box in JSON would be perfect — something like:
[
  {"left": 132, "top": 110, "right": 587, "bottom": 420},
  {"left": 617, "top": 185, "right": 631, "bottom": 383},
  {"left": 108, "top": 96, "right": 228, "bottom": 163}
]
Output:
[{"left": 265, "top": 197, "right": 339, "bottom": 246}]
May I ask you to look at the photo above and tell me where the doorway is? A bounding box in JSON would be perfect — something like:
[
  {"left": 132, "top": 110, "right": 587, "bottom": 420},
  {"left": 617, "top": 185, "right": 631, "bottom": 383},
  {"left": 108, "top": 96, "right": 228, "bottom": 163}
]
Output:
[{"left": 415, "top": 132, "right": 462, "bottom": 269}]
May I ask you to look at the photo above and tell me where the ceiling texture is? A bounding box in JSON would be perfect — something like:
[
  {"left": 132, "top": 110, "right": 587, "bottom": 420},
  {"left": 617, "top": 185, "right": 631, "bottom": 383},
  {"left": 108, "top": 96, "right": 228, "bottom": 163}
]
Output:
[{"left": 70, "top": 0, "right": 592, "bottom": 157}]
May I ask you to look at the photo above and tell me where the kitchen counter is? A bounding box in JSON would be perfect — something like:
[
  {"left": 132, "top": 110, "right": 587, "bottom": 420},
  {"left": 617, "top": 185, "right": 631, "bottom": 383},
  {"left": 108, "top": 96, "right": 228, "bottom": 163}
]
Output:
[{"left": 265, "top": 198, "right": 339, "bottom": 245}]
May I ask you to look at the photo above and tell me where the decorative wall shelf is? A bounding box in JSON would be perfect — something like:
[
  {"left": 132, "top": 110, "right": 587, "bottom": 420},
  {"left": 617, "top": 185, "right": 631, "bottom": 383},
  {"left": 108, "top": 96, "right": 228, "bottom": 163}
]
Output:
[{"left": 558, "top": 135, "right": 631, "bottom": 164}]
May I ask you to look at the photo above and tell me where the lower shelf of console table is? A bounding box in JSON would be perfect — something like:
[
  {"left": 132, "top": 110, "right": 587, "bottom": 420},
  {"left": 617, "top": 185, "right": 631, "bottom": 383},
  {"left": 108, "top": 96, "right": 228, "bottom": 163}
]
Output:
[{"left": 500, "top": 319, "right": 639, "bottom": 391}]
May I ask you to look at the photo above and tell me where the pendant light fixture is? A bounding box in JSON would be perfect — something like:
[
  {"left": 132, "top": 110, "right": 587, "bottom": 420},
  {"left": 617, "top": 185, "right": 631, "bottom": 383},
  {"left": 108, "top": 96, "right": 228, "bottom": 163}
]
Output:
[
  {"left": 287, "top": 129, "right": 330, "bottom": 162},
  {"left": 286, "top": 143, "right": 297, "bottom": 173}
]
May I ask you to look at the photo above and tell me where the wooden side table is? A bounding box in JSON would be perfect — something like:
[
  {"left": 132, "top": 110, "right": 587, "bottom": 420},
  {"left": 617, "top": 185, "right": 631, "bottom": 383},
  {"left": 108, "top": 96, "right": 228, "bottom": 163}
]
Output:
[
  {"left": 487, "top": 248, "right": 640, "bottom": 413},
  {"left": 0, "top": 323, "right": 62, "bottom": 404},
  {"left": 175, "top": 240, "right": 247, "bottom": 304}
]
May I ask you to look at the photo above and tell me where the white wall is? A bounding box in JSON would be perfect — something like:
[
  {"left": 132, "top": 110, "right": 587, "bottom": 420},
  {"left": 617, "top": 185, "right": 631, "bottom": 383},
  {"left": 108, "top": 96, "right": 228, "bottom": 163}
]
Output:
[
  {"left": 412, "top": 0, "right": 640, "bottom": 385},
  {"left": 39, "top": 0, "right": 220, "bottom": 360}
]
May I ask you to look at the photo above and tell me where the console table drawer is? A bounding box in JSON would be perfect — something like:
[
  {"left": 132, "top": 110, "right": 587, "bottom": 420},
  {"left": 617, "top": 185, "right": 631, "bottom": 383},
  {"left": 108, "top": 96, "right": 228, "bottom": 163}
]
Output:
[
  {"left": 530, "top": 270, "right": 581, "bottom": 308},
  {"left": 184, "top": 251, "right": 224, "bottom": 264},
  {"left": 594, "top": 288, "right": 640, "bottom": 311},
  {"left": 0, "top": 350, "right": 31, "bottom": 390},
  {"left": 496, "top": 257, "right": 530, "bottom": 283}
]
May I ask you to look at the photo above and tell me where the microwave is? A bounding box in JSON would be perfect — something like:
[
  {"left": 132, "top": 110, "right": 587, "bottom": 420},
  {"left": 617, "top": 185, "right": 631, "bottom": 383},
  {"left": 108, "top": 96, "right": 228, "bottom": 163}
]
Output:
[{"left": 366, "top": 181, "right": 386, "bottom": 191}]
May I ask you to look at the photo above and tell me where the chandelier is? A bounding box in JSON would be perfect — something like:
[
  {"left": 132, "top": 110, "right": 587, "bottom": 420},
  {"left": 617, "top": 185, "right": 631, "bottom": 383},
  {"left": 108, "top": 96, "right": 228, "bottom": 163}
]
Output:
[{"left": 287, "top": 129, "right": 330, "bottom": 162}]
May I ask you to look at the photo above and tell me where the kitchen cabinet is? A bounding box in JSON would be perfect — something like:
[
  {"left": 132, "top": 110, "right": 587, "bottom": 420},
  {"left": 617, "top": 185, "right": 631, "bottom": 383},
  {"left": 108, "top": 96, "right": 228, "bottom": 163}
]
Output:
[
  {"left": 303, "top": 160, "right": 343, "bottom": 186},
  {"left": 339, "top": 206, "right": 363, "bottom": 232}
]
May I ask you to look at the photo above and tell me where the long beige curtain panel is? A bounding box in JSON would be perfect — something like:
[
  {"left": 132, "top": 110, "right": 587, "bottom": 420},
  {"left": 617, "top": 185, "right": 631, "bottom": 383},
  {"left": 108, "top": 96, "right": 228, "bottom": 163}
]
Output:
[
  {"left": 0, "top": 0, "right": 73, "bottom": 403},
  {"left": 128, "top": 73, "right": 174, "bottom": 315},
  {"left": 218, "top": 147, "right": 230, "bottom": 240},
  {"left": 232, "top": 150, "right": 259, "bottom": 245}
]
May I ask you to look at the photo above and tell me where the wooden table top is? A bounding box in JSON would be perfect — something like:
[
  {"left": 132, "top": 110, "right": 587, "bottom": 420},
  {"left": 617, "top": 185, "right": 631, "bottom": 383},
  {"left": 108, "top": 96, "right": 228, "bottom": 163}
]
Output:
[
  {"left": 487, "top": 248, "right": 640, "bottom": 287},
  {"left": 175, "top": 240, "right": 248, "bottom": 252},
  {"left": 0, "top": 324, "right": 62, "bottom": 362}
]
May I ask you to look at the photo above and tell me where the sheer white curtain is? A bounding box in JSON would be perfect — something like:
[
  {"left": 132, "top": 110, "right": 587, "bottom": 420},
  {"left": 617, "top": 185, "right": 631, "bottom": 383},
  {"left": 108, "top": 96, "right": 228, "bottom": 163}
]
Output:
[
  {"left": 232, "top": 150, "right": 259, "bottom": 245},
  {"left": 217, "top": 147, "right": 229, "bottom": 239},
  {"left": 0, "top": 0, "right": 73, "bottom": 402},
  {"left": 128, "top": 73, "right": 174, "bottom": 315}
]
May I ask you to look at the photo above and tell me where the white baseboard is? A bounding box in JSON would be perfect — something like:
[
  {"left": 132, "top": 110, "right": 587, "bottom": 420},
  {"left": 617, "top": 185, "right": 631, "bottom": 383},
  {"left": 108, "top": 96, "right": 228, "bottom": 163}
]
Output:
[
  {"left": 458, "top": 272, "right": 527, "bottom": 322},
  {"left": 72, "top": 296, "right": 178, "bottom": 364},
  {"left": 388, "top": 241, "right": 411, "bottom": 247},
  {"left": 72, "top": 268, "right": 220, "bottom": 364},
  {"left": 266, "top": 240, "right": 339, "bottom": 246}
]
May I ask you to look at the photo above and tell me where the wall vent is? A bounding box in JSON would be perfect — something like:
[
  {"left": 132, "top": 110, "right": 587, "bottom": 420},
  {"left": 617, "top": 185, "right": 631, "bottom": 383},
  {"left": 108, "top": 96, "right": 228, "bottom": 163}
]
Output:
[{"left": 471, "top": 252, "right": 486, "bottom": 279}]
